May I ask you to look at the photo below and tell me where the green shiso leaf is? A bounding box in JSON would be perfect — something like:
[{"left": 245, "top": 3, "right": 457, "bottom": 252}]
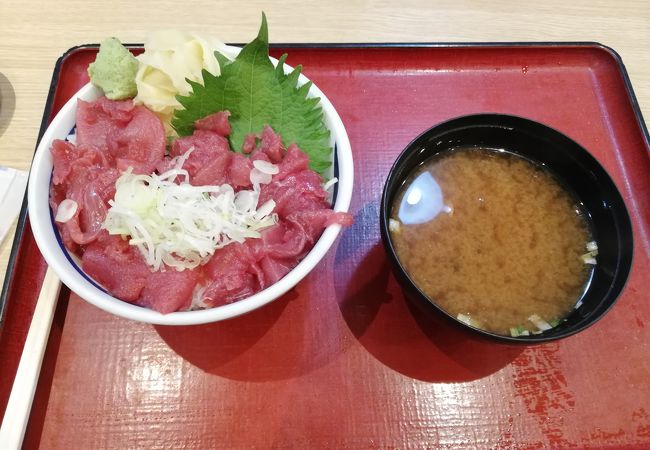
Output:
[{"left": 171, "top": 13, "right": 332, "bottom": 173}]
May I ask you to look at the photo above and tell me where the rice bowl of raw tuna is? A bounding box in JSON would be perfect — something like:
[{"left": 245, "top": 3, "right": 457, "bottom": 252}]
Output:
[{"left": 27, "top": 43, "right": 353, "bottom": 325}]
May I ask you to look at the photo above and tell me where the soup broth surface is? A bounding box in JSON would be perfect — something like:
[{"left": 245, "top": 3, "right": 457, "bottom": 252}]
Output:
[{"left": 390, "top": 148, "right": 592, "bottom": 335}]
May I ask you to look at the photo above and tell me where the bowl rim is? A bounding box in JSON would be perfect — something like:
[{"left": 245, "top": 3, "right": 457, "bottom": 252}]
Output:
[
  {"left": 27, "top": 50, "right": 354, "bottom": 325},
  {"left": 380, "top": 112, "right": 634, "bottom": 343}
]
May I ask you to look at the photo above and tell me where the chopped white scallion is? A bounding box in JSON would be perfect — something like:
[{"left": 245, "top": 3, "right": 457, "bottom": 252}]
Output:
[
  {"left": 55, "top": 199, "right": 78, "bottom": 223},
  {"left": 190, "top": 283, "right": 209, "bottom": 310},
  {"left": 322, "top": 177, "right": 338, "bottom": 191},
  {"left": 389, "top": 218, "right": 401, "bottom": 233},
  {"left": 457, "top": 313, "right": 473, "bottom": 326},
  {"left": 582, "top": 255, "right": 597, "bottom": 265},
  {"left": 252, "top": 159, "right": 279, "bottom": 175},
  {"left": 528, "top": 314, "right": 553, "bottom": 331},
  {"left": 102, "top": 150, "right": 277, "bottom": 272},
  {"left": 250, "top": 167, "right": 273, "bottom": 185},
  {"left": 510, "top": 327, "right": 531, "bottom": 338},
  {"left": 234, "top": 190, "right": 257, "bottom": 212},
  {"left": 254, "top": 200, "right": 276, "bottom": 221},
  {"left": 581, "top": 241, "right": 598, "bottom": 264}
]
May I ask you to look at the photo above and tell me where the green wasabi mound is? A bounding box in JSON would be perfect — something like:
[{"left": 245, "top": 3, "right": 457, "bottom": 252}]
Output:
[{"left": 88, "top": 37, "right": 138, "bottom": 100}]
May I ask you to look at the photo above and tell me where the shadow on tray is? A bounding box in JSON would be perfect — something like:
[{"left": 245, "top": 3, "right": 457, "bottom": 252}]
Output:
[
  {"left": 155, "top": 281, "right": 343, "bottom": 381},
  {"left": 156, "top": 290, "right": 295, "bottom": 381},
  {"left": 333, "top": 200, "right": 523, "bottom": 383}
]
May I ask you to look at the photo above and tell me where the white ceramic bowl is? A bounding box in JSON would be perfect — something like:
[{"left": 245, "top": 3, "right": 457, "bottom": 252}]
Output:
[{"left": 27, "top": 48, "right": 353, "bottom": 325}]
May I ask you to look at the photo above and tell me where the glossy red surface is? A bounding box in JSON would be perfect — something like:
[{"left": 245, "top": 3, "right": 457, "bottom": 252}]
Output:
[{"left": 1, "top": 44, "right": 649, "bottom": 449}]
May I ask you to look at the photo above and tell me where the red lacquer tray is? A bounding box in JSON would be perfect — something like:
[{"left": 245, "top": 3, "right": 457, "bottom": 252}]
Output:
[{"left": 1, "top": 43, "right": 649, "bottom": 449}]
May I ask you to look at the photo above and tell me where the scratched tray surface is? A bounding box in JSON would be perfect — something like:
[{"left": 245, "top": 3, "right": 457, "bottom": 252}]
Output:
[{"left": 1, "top": 44, "right": 649, "bottom": 449}]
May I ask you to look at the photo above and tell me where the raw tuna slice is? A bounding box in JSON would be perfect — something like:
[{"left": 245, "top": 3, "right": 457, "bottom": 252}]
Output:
[
  {"left": 76, "top": 96, "right": 165, "bottom": 174},
  {"left": 202, "top": 242, "right": 264, "bottom": 307},
  {"left": 50, "top": 139, "right": 120, "bottom": 250},
  {"left": 258, "top": 255, "right": 294, "bottom": 287},
  {"left": 189, "top": 148, "right": 232, "bottom": 187},
  {"left": 259, "top": 170, "right": 330, "bottom": 219},
  {"left": 287, "top": 210, "right": 354, "bottom": 243},
  {"left": 202, "top": 272, "right": 260, "bottom": 307},
  {"left": 204, "top": 241, "right": 259, "bottom": 280},
  {"left": 250, "top": 221, "right": 309, "bottom": 260},
  {"left": 82, "top": 233, "right": 152, "bottom": 302},
  {"left": 62, "top": 191, "right": 106, "bottom": 246},
  {"left": 75, "top": 97, "right": 133, "bottom": 148},
  {"left": 276, "top": 144, "right": 310, "bottom": 180},
  {"left": 140, "top": 268, "right": 202, "bottom": 314},
  {"left": 170, "top": 128, "right": 254, "bottom": 188},
  {"left": 56, "top": 166, "right": 119, "bottom": 247},
  {"left": 50, "top": 140, "right": 113, "bottom": 186},
  {"left": 229, "top": 153, "right": 254, "bottom": 187},
  {"left": 242, "top": 133, "right": 257, "bottom": 154},
  {"left": 259, "top": 125, "right": 284, "bottom": 162},
  {"left": 194, "top": 111, "right": 231, "bottom": 137},
  {"left": 245, "top": 126, "right": 286, "bottom": 162}
]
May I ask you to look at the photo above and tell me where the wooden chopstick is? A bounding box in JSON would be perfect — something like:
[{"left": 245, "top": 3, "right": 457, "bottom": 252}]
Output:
[{"left": 0, "top": 266, "right": 61, "bottom": 449}]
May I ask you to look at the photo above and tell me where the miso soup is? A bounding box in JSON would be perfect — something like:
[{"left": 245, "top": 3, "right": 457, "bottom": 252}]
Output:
[{"left": 389, "top": 147, "right": 594, "bottom": 336}]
